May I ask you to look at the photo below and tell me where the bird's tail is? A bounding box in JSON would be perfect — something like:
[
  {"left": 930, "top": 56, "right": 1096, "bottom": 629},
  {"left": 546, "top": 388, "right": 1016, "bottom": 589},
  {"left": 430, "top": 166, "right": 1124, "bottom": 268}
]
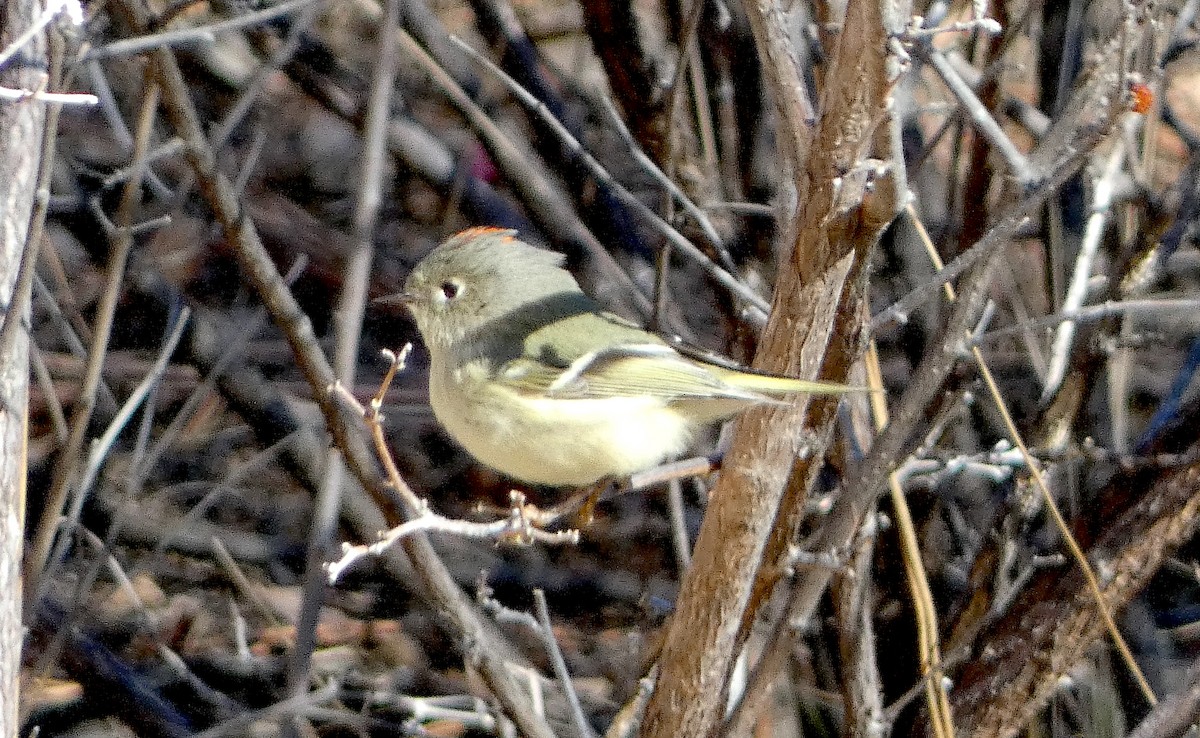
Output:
[{"left": 710, "top": 365, "right": 866, "bottom": 397}]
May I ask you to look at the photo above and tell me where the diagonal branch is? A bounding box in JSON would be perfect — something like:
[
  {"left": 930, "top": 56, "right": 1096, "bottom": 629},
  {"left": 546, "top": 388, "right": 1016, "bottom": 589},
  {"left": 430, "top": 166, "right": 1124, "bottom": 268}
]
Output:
[
  {"left": 640, "top": 0, "right": 907, "bottom": 734},
  {"left": 99, "top": 1, "right": 556, "bottom": 734}
]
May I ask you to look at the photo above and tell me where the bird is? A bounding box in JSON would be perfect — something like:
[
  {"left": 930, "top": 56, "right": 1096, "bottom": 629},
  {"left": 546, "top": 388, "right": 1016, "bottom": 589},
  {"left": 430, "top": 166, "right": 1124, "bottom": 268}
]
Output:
[{"left": 389, "top": 226, "right": 859, "bottom": 487}]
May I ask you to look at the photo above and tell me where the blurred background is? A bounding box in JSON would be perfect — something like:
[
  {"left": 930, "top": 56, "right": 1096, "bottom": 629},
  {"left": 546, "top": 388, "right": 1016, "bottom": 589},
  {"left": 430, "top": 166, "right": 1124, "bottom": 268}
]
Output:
[{"left": 13, "top": 0, "right": 1200, "bottom": 735}]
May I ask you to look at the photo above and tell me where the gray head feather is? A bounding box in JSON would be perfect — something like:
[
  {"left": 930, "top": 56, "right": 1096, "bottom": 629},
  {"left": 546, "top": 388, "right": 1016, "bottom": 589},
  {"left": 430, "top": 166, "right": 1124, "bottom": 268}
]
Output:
[{"left": 402, "top": 228, "right": 584, "bottom": 351}]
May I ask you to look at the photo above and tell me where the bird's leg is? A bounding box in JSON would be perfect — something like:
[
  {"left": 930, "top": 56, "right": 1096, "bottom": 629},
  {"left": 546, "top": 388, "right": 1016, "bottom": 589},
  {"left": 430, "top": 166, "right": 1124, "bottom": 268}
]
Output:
[
  {"left": 482, "top": 454, "right": 725, "bottom": 536},
  {"left": 573, "top": 479, "right": 613, "bottom": 526},
  {"left": 528, "top": 478, "right": 616, "bottom": 528},
  {"left": 476, "top": 481, "right": 614, "bottom": 530},
  {"left": 535, "top": 456, "right": 727, "bottom": 528},
  {"left": 538, "top": 455, "right": 725, "bottom": 526}
]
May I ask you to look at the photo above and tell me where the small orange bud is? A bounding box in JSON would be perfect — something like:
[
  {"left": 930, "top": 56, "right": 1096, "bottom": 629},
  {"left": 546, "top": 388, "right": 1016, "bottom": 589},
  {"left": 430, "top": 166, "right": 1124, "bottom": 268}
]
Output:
[{"left": 1128, "top": 81, "right": 1153, "bottom": 114}]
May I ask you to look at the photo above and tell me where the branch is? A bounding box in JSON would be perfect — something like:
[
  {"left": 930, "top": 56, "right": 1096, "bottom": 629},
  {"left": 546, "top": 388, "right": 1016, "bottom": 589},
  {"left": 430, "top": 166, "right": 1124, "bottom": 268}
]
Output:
[
  {"left": 99, "top": 1, "right": 557, "bottom": 733},
  {"left": 640, "top": 0, "right": 908, "bottom": 733}
]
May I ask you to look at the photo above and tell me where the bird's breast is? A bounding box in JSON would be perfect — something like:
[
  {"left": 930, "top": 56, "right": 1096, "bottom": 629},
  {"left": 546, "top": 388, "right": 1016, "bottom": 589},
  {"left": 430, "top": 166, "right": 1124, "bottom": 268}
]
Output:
[{"left": 426, "top": 357, "right": 696, "bottom": 486}]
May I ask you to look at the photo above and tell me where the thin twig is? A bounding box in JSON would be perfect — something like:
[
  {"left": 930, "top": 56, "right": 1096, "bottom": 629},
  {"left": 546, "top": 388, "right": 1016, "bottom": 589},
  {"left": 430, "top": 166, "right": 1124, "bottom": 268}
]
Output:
[
  {"left": 0, "top": 0, "right": 82, "bottom": 69},
  {"left": 29, "top": 343, "right": 68, "bottom": 442},
  {"left": 43, "top": 306, "right": 192, "bottom": 581},
  {"left": 394, "top": 26, "right": 655, "bottom": 322},
  {"left": 0, "top": 87, "right": 96, "bottom": 104},
  {"left": 32, "top": 311, "right": 200, "bottom": 684},
  {"left": 160, "top": 1, "right": 323, "bottom": 214},
  {"left": 131, "top": 257, "right": 308, "bottom": 496},
  {"left": 872, "top": 139, "right": 1120, "bottom": 330},
  {"left": 533, "top": 590, "right": 597, "bottom": 738},
  {"left": 102, "top": 2, "right": 557, "bottom": 726},
  {"left": 597, "top": 94, "right": 734, "bottom": 270},
  {"left": 72, "top": 529, "right": 241, "bottom": 714},
  {"left": 27, "top": 78, "right": 162, "bottom": 594},
  {"left": 917, "top": 45, "right": 1035, "bottom": 185},
  {"left": 916, "top": 189, "right": 1159, "bottom": 709},
  {"left": 970, "top": 297, "right": 1200, "bottom": 344},
  {"left": 666, "top": 479, "right": 691, "bottom": 571},
  {"left": 85, "top": 0, "right": 323, "bottom": 60},
  {"left": 867, "top": 342, "right": 955, "bottom": 736},
  {"left": 211, "top": 536, "right": 284, "bottom": 626},
  {"left": 154, "top": 431, "right": 302, "bottom": 557},
  {"left": 451, "top": 35, "right": 772, "bottom": 324},
  {"left": 973, "top": 344, "right": 1158, "bottom": 706},
  {"left": 85, "top": 61, "right": 172, "bottom": 198},
  {"left": 627, "top": 455, "right": 716, "bottom": 490},
  {"left": 31, "top": 275, "right": 113, "bottom": 413},
  {"left": 324, "top": 363, "right": 580, "bottom": 582},
  {"left": 286, "top": 0, "right": 399, "bottom": 710},
  {"left": 1041, "top": 136, "right": 1127, "bottom": 400}
]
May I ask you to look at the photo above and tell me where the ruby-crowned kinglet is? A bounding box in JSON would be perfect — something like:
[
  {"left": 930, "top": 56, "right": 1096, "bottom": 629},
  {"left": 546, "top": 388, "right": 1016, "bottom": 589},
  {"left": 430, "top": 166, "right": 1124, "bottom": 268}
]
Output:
[{"left": 391, "top": 227, "right": 858, "bottom": 487}]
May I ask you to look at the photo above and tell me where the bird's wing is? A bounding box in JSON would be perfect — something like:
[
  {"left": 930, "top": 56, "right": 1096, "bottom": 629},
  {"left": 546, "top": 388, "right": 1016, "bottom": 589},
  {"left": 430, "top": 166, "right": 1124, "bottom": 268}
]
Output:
[{"left": 496, "top": 344, "right": 769, "bottom": 402}]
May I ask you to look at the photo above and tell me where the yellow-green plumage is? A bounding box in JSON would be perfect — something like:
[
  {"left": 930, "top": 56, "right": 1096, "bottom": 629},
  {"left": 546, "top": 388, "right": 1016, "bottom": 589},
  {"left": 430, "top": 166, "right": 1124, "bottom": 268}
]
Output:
[{"left": 396, "top": 227, "right": 858, "bottom": 486}]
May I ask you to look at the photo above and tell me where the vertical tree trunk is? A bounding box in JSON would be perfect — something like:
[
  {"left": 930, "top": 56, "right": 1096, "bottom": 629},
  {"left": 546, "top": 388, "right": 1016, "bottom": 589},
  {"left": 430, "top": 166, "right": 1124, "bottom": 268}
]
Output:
[{"left": 0, "top": 0, "right": 45, "bottom": 729}]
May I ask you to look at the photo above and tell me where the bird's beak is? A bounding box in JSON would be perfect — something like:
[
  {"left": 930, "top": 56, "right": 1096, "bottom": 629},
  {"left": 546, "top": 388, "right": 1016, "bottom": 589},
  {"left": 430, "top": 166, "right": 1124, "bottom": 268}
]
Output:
[{"left": 373, "top": 290, "right": 417, "bottom": 307}]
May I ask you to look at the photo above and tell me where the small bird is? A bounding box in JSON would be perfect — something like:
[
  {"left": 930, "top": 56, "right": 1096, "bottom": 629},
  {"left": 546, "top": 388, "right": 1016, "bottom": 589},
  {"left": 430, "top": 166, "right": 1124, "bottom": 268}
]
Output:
[{"left": 391, "top": 227, "right": 858, "bottom": 487}]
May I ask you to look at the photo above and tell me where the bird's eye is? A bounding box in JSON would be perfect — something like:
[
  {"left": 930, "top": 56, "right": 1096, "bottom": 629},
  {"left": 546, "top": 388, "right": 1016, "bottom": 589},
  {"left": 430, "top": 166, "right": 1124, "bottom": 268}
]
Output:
[{"left": 440, "top": 280, "right": 461, "bottom": 300}]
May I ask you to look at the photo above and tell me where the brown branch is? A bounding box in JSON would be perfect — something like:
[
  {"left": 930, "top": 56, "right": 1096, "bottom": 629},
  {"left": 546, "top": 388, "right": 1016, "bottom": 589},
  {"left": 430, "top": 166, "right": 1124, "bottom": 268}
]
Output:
[
  {"left": 952, "top": 462, "right": 1200, "bottom": 737},
  {"left": 26, "top": 70, "right": 158, "bottom": 593},
  {"left": 580, "top": 0, "right": 668, "bottom": 163},
  {"left": 833, "top": 517, "right": 887, "bottom": 738},
  {"left": 98, "top": 1, "right": 556, "bottom": 734},
  {"left": 400, "top": 28, "right": 655, "bottom": 321},
  {"left": 640, "top": 0, "right": 906, "bottom": 734},
  {"left": 1127, "top": 659, "right": 1200, "bottom": 738},
  {"left": 283, "top": 0, "right": 400, "bottom": 713}
]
